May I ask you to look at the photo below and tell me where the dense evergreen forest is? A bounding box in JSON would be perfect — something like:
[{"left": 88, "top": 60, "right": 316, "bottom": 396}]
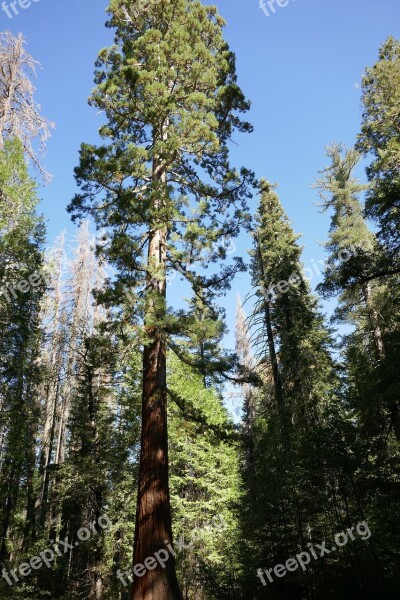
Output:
[{"left": 0, "top": 2, "right": 399, "bottom": 599}]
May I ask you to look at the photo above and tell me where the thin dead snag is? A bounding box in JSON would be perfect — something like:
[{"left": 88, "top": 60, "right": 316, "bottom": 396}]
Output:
[
  {"left": 0, "top": 31, "right": 54, "bottom": 181},
  {"left": 235, "top": 296, "right": 256, "bottom": 432}
]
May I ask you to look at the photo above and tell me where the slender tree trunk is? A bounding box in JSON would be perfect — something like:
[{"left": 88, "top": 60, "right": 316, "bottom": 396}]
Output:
[
  {"left": 132, "top": 146, "right": 182, "bottom": 600},
  {"left": 0, "top": 376, "right": 25, "bottom": 561},
  {"left": 0, "top": 472, "right": 15, "bottom": 561},
  {"left": 38, "top": 378, "right": 59, "bottom": 527},
  {"left": 256, "top": 241, "right": 284, "bottom": 416},
  {"left": 37, "top": 235, "right": 64, "bottom": 527},
  {"left": 0, "top": 39, "right": 19, "bottom": 149},
  {"left": 363, "top": 283, "right": 400, "bottom": 439},
  {"left": 23, "top": 376, "right": 41, "bottom": 549},
  {"left": 364, "top": 283, "right": 385, "bottom": 361},
  {"left": 264, "top": 298, "right": 284, "bottom": 411},
  {"left": 88, "top": 363, "right": 105, "bottom": 600},
  {"left": 235, "top": 296, "right": 256, "bottom": 469}
]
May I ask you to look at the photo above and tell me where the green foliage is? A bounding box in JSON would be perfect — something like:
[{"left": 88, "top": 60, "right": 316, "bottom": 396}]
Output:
[
  {"left": 2, "top": 17, "right": 400, "bottom": 600},
  {"left": 357, "top": 36, "right": 400, "bottom": 257},
  {"left": 316, "top": 143, "right": 400, "bottom": 597},
  {"left": 0, "top": 138, "right": 46, "bottom": 568},
  {"left": 239, "top": 181, "right": 378, "bottom": 600},
  {"left": 251, "top": 180, "right": 338, "bottom": 427},
  {"left": 168, "top": 356, "right": 243, "bottom": 599},
  {"left": 68, "top": 0, "right": 254, "bottom": 358}
]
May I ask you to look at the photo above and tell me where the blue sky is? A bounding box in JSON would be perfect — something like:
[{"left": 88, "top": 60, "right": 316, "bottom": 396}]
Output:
[{"left": 2, "top": 0, "right": 399, "bottom": 400}]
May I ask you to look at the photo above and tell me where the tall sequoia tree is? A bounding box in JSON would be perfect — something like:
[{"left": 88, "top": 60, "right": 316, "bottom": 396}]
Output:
[{"left": 68, "top": 1, "right": 253, "bottom": 598}]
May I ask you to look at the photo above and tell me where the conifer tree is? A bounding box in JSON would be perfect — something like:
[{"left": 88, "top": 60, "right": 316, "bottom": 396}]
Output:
[
  {"left": 0, "top": 30, "right": 51, "bottom": 585},
  {"left": 168, "top": 355, "right": 242, "bottom": 600},
  {"left": 68, "top": 1, "right": 253, "bottom": 598},
  {"left": 354, "top": 37, "right": 400, "bottom": 446},
  {"left": 315, "top": 146, "right": 400, "bottom": 593},
  {"left": 356, "top": 36, "right": 400, "bottom": 263},
  {"left": 314, "top": 145, "right": 397, "bottom": 435},
  {"left": 36, "top": 232, "right": 66, "bottom": 529},
  {"left": 243, "top": 181, "right": 369, "bottom": 599},
  {"left": 0, "top": 139, "right": 46, "bottom": 563},
  {"left": 250, "top": 180, "right": 337, "bottom": 430}
]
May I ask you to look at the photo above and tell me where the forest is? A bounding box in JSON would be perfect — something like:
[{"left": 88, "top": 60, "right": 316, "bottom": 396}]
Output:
[{"left": 0, "top": 1, "right": 399, "bottom": 599}]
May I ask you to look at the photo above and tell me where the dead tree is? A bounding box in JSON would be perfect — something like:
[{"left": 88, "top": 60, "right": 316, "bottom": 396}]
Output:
[{"left": 0, "top": 31, "right": 54, "bottom": 180}]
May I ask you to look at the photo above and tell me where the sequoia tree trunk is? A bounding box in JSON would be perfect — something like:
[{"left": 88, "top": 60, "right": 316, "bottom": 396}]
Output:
[{"left": 132, "top": 149, "right": 183, "bottom": 600}]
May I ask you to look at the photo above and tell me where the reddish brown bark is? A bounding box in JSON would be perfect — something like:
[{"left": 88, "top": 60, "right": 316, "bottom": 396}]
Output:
[
  {"left": 131, "top": 333, "right": 182, "bottom": 600},
  {"left": 132, "top": 154, "right": 183, "bottom": 599}
]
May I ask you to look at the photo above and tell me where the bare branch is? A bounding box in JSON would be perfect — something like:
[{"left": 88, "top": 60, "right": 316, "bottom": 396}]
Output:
[{"left": 0, "top": 32, "right": 54, "bottom": 182}]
